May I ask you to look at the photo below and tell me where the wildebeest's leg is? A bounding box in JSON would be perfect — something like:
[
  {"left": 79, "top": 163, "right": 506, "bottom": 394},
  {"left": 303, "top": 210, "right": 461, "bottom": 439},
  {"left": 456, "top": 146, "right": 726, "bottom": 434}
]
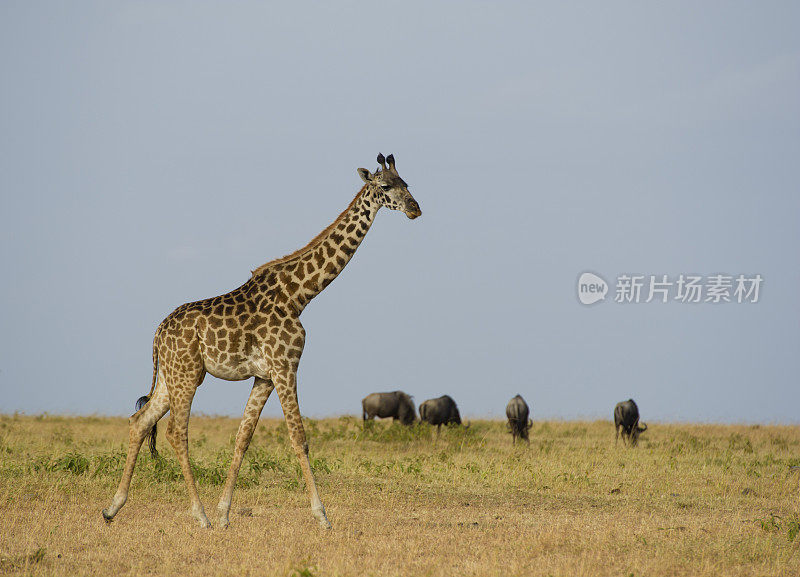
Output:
[
  {"left": 274, "top": 367, "right": 331, "bottom": 529},
  {"left": 103, "top": 381, "right": 170, "bottom": 521},
  {"left": 615, "top": 424, "right": 620, "bottom": 445},
  {"left": 164, "top": 373, "right": 210, "bottom": 528},
  {"left": 217, "top": 377, "right": 274, "bottom": 528}
]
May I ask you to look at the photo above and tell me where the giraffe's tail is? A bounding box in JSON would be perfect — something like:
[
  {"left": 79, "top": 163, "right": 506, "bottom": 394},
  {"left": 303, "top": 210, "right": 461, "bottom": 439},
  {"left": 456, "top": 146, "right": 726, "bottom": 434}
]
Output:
[
  {"left": 134, "top": 395, "right": 158, "bottom": 457},
  {"left": 148, "top": 323, "right": 163, "bottom": 398},
  {"left": 134, "top": 331, "right": 162, "bottom": 458}
]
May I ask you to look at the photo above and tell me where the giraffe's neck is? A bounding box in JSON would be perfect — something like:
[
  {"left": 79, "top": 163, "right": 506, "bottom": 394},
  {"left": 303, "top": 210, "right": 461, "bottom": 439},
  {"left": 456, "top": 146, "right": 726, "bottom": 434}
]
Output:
[{"left": 254, "top": 186, "right": 380, "bottom": 313}]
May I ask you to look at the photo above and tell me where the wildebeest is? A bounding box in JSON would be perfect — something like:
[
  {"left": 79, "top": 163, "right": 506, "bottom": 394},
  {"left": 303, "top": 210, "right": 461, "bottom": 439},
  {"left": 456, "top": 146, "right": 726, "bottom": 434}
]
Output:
[
  {"left": 361, "top": 391, "right": 416, "bottom": 425},
  {"left": 506, "top": 394, "right": 532, "bottom": 445},
  {"left": 614, "top": 398, "right": 647, "bottom": 446},
  {"left": 419, "top": 395, "right": 467, "bottom": 433}
]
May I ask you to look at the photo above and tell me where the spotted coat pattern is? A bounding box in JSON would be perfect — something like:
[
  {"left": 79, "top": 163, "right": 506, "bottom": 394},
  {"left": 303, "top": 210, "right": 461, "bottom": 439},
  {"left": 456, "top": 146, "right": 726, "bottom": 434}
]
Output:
[{"left": 103, "top": 154, "right": 420, "bottom": 529}]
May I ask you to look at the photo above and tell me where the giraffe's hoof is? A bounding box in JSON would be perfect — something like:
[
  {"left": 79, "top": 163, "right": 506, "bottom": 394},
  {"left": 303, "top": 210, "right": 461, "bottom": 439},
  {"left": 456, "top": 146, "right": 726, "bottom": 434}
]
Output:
[
  {"left": 312, "top": 506, "right": 331, "bottom": 529},
  {"left": 193, "top": 514, "right": 212, "bottom": 529},
  {"left": 102, "top": 509, "right": 114, "bottom": 523},
  {"left": 217, "top": 518, "right": 230, "bottom": 530},
  {"left": 190, "top": 505, "right": 212, "bottom": 528}
]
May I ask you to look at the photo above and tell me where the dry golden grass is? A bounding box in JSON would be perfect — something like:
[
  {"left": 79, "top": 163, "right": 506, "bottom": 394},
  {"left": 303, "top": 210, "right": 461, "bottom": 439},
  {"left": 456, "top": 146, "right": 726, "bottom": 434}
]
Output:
[{"left": 1, "top": 414, "right": 799, "bottom": 576}]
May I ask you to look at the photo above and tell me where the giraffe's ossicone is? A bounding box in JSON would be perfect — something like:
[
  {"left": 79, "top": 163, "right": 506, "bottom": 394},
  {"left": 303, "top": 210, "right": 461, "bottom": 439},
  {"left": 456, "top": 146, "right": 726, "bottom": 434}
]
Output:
[{"left": 102, "top": 153, "right": 420, "bottom": 529}]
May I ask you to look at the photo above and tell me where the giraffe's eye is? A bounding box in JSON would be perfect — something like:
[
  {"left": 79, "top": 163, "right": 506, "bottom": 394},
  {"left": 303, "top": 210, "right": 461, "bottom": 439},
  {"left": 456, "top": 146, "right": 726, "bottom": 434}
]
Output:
[{"left": 380, "top": 185, "right": 391, "bottom": 191}]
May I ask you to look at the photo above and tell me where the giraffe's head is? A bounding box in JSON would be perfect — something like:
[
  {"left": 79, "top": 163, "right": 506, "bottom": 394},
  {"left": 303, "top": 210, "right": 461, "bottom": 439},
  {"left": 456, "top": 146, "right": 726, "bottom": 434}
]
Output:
[{"left": 357, "top": 153, "right": 421, "bottom": 219}]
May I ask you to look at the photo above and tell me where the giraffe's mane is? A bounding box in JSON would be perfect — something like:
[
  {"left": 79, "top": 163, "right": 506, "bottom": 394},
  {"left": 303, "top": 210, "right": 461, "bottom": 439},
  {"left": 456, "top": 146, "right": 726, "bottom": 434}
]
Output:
[{"left": 251, "top": 185, "right": 368, "bottom": 278}]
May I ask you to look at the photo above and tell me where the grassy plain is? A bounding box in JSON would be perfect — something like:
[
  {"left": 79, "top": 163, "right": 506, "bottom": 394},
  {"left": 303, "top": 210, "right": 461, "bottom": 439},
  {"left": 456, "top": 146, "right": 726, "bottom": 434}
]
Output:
[{"left": 0, "top": 414, "right": 799, "bottom": 576}]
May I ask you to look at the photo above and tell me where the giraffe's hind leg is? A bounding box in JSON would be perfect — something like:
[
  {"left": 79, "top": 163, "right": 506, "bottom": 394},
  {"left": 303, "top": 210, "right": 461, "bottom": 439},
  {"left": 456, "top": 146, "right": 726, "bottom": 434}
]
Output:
[
  {"left": 103, "top": 382, "right": 170, "bottom": 521},
  {"left": 217, "top": 376, "right": 275, "bottom": 528},
  {"left": 164, "top": 374, "right": 210, "bottom": 528}
]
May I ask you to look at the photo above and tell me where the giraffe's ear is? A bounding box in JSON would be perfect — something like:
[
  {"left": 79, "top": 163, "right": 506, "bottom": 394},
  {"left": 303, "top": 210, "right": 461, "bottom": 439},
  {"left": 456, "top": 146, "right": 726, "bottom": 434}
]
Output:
[{"left": 357, "top": 168, "right": 373, "bottom": 183}]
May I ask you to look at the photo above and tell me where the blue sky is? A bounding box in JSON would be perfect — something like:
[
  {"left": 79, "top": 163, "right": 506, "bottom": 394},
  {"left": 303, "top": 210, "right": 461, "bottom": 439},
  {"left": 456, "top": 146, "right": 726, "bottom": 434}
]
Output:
[{"left": 1, "top": 2, "right": 798, "bottom": 423}]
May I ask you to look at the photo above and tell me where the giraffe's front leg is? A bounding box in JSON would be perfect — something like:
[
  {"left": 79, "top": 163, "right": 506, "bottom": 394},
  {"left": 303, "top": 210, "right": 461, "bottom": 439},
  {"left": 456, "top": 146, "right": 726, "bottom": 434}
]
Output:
[
  {"left": 273, "top": 366, "right": 331, "bottom": 529},
  {"left": 216, "top": 377, "right": 274, "bottom": 528}
]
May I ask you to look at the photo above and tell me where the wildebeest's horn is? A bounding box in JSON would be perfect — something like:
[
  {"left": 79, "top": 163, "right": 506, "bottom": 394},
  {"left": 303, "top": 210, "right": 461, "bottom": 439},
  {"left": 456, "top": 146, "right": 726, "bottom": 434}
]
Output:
[
  {"left": 464, "top": 421, "right": 471, "bottom": 429},
  {"left": 639, "top": 422, "right": 648, "bottom": 431}
]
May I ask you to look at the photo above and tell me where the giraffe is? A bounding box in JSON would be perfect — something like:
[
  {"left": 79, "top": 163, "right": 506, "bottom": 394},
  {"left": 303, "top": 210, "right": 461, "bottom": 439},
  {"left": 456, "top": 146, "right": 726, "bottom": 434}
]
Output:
[{"left": 102, "top": 153, "right": 420, "bottom": 529}]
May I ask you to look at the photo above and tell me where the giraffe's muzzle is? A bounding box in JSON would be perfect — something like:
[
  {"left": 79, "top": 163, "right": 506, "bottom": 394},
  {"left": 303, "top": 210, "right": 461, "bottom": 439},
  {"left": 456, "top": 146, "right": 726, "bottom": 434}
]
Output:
[{"left": 405, "top": 199, "right": 421, "bottom": 219}]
